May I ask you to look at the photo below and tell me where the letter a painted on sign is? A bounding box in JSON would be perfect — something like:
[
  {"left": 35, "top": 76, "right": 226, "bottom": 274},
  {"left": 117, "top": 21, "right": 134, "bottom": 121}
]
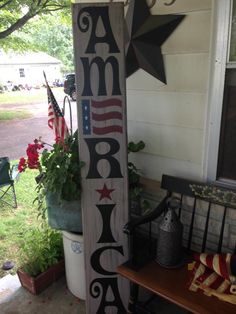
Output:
[{"left": 77, "top": 6, "right": 120, "bottom": 53}]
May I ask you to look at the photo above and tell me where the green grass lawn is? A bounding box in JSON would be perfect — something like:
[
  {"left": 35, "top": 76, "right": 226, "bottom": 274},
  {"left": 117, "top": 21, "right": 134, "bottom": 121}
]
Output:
[
  {"left": 0, "top": 87, "right": 64, "bottom": 105},
  {"left": 0, "top": 110, "right": 32, "bottom": 120},
  {"left": 0, "top": 87, "right": 64, "bottom": 120},
  {"left": 0, "top": 89, "right": 47, "bottom": 104},
  {"left": 0, "top": 87, "right": 66, "bottom": 277},
  {"left": 0, "top": 167, "right": 41, "bottom": 278}
]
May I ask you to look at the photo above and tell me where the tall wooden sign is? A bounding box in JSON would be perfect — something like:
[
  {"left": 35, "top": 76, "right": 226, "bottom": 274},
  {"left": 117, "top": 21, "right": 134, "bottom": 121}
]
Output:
[{"left": 72, "top": 2, "right": 129, "bottom": 313}]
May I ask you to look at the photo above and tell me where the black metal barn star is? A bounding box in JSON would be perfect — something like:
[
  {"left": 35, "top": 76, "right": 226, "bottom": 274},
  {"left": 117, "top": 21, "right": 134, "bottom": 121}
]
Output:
[{"left": 125, "top": 0, "right": 185, "bottom": 83}]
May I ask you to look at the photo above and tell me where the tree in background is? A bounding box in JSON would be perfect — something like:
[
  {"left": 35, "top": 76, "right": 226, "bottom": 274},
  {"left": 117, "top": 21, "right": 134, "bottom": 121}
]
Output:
[
  {"left": 30, "top": 16, "right": 74, "bottom": 73},
  {"left": 0, "top": 0, "right": 70, "bottom": 39},
  {"left": 0, "top": 0, "right": 74, "bottom": 73}
]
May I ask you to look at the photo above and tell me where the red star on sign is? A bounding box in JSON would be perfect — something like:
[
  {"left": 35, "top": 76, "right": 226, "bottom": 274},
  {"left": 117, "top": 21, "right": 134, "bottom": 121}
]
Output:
[{"left": 96, "top": 184, "right": 115, "bottom": 201}]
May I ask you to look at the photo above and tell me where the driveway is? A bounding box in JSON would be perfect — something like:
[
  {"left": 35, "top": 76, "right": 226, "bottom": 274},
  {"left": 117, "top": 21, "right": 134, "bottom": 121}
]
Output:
[{"left": 0, "top": 96, "right": 78, "bottom": 160}]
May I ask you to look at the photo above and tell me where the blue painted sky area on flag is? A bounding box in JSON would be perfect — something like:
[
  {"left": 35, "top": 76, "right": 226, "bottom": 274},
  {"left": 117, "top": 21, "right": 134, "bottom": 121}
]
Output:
[{"left": 82, "top": 98, "right": 123, "bottom": 135}]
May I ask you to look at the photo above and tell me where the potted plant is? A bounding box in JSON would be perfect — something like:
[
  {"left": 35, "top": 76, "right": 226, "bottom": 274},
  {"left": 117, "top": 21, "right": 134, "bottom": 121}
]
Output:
[
  {"left": 18, "top": 131, "right": 84, "bottom": 233},
  {"left": 18, "top": 133, "right": 147, "bottom": 231},
  {"left": 17, "top": 224, "right": 64, "bottom": 295}
]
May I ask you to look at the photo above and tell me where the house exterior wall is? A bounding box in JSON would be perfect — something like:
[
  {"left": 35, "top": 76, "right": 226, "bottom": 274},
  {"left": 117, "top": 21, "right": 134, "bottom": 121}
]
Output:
[
  {"left": 127, "top": 0, "right": 236, "bottom": 253},
  {"left": 0, "top": 63, "right": 61, "bottom": 86},
  {"left": 127, "top": 0, "right": 213, "bottom": 182}
]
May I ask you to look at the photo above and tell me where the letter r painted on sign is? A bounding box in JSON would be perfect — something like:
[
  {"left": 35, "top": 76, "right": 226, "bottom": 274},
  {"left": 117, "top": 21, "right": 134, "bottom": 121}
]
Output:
[{"left": 85, "top": 138, "right": 123, "bottom": 179}]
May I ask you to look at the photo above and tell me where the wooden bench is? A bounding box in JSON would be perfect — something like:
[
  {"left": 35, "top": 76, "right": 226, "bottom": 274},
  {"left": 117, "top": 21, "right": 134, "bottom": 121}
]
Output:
[{"left": 117, "top": 174, "right": 236, "bottom": 314}]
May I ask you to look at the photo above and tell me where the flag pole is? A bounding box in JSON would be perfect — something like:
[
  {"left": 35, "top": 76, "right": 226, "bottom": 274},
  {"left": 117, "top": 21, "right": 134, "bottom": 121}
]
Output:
[
  {"left": 43, "top": 71, "right": 48, "bottom": 86},
  {"left": 63, "top": 95, "right": 73, "bottom": 135},
  {"left": 43, "top": 71, "right": 72, "bottom": 134}
]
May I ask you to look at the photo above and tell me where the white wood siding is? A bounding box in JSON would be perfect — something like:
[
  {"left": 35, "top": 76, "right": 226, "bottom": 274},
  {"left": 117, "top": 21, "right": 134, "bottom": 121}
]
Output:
[
  {"left": 0, "top": 64, "right": 61, "bottom": 86},
  {"left": 127, "top": 0, "right": 213, "bottom": 181}
]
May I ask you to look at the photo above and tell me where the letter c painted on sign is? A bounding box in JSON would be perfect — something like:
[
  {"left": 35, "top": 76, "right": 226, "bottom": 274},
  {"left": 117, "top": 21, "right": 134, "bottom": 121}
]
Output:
[{"left": 90, "top": 246, "right": 124, "bottom": 275}]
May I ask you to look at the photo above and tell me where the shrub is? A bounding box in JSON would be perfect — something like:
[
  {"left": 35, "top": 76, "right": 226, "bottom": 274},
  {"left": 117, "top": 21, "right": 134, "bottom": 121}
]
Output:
[{"left": 18, "top": 225, "right": 63, "bottom": 277}]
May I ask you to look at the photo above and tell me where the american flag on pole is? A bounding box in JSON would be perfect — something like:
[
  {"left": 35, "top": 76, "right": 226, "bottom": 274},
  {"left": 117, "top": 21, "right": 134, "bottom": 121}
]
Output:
[{"left": 43, "top": 72, "right": 68, "bottom": 141}]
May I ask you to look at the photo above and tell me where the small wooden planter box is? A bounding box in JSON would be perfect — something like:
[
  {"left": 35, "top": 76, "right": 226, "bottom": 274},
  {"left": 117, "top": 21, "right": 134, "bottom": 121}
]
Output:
[{"left": 17, "top": 259, "right": 65, "bottom": 295}]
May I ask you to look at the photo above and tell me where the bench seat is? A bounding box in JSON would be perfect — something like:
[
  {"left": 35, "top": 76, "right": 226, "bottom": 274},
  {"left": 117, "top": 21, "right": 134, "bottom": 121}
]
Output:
[
  {"left": 117, "top": 261, "right": 236, "bottom": 314},
  {"left": 117, "top": 174, "right": 236, "bottom": 313}
]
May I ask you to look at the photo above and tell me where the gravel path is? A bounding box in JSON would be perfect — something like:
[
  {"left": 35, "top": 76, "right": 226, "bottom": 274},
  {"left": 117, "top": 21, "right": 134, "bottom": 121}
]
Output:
[{"left": 0, "top": 97, "right": 78, "bottom": 160}]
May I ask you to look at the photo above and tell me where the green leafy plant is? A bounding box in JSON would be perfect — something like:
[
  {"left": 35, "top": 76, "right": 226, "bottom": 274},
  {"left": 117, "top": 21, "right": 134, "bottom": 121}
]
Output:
[
  {"left": 18, "top": 224, "right": 63, "bottom": 277},
  {"left": 128, "top": 141, "right": 150, "bottom": 212},
  {"left": 38, "top": 131, "right": 84, "bottom": 202},
  {"left": 18, "top": 131, "right": 84, "bottom": 218},
  {"left": 128, "top": 140, "right": 145, "bottom": 188}
]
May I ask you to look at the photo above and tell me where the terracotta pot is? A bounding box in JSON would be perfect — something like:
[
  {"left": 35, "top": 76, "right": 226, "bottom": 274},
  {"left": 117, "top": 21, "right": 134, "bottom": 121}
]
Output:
[
  {"left": 17, "top": 259, "right": 65, "bottom": 295},
  {"left": 46, "top": 193, "right": 82, "bottom": 233}
]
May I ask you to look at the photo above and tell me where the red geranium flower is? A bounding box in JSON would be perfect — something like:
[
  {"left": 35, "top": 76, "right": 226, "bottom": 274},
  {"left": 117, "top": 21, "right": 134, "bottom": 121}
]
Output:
[
  {"left": 18, "top": 138, "right": 44, "bottom": 172},
  {"left": 18, "top": 157, "right": 27, "bottom": 173}
]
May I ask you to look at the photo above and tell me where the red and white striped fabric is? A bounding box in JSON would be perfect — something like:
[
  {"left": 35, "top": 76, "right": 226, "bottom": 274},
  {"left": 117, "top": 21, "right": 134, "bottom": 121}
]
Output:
[
  {"left": 189, "top": 253, "right": 236, "bottom": 300},
  {"left": 47, "top": 84, "right": 68, "bottom": 142},
  {"left": 43, "top": 71, "right": 68, "bottom": 142}
]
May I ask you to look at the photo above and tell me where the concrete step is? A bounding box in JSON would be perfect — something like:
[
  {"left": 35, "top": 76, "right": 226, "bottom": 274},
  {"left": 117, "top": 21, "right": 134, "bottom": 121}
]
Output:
[
  {"left": 0, "top": 274, "right": 21, "bottom": 304},
  {"left": 0, "top": 274, "right": 85, "bottom": 314}
]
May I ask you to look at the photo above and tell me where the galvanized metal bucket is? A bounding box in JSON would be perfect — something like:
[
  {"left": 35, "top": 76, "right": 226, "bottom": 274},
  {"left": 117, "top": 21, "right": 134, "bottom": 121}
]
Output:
[{"left": 156, "top": 198, "right": 183, "bottom": 267}]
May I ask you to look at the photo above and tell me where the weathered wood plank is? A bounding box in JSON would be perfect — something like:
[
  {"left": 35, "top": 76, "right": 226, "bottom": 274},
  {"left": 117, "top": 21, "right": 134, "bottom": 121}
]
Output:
[{"left": 72, "top": 3, "right": 129, "bottom": 313}]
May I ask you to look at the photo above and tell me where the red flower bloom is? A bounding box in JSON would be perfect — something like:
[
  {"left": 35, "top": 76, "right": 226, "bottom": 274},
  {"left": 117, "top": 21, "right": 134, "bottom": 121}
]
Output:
[
  {"left": 19, "top": 139, "right": 44, "bottom": 172},
  {"left": 18, "top": 157, "right": 27, "bottom": 173},
  {"left": 26, "top": 144, "right": 41, "bottom": 169}
]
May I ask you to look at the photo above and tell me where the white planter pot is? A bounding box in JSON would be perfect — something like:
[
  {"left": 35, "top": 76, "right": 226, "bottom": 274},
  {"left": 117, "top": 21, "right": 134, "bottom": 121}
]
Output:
[{"left": 62, "top": 231, "right": 86, "bottom": 300}]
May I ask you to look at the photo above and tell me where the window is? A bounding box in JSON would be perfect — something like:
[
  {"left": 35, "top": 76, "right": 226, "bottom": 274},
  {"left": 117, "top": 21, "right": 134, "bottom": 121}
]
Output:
[
  {"left": 206, "top": 0, "right": 236, "bottom": 183},
  {"left": 19, "top": 68, "right": 25, "bottom": 77},
  {"left": 217, "top": 1, "right": 236, "bottom": 182},
  {"left": 217, "top": 70, "right": 236, "bottom": 180},
  {"left": 229, "top": 3, "right": 236, "bottom": 62}
]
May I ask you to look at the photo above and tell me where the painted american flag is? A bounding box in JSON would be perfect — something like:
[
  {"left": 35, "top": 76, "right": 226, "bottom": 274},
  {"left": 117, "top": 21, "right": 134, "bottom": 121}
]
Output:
[
  {"left": 82, "top": 98, "right": 123, "bottom": 135},
  {"left": 45, "top": 77, "right": 68, "bottom": 141}
]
